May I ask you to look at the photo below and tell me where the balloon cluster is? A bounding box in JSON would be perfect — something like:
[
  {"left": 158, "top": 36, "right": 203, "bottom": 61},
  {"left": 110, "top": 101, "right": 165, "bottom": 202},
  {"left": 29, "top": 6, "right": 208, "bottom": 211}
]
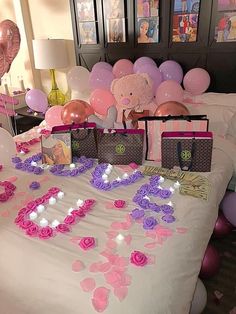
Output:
[{"left": 0, "top": 20, "right": 21, "bottom": 79}]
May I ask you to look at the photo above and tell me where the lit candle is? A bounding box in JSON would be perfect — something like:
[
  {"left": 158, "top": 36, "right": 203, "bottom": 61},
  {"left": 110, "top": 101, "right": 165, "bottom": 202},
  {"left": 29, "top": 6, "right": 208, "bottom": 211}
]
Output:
[
  {"left": 49, "top": 197, "right": 56, "bottom": 205},
  {"left": 68, "top": 207, "right": 74, "bottom": 215},
  {"left": 51, "top": 219, "right": 60, "bottom": 228},
  {"left": 76, "top": 199, "right": 84, "bottom": 207},
  {"left": 169, "top": 187, "right": 175, "bottom": 193},
  {"left": 69, "top": 163, "right": 76, "bottom": 169},
  {"left": 174, "top": 181, "right": 181, "bottom": 189},
  {"left": 57, "top": 191, "right": 64, "bottom": 199},
  {"left": 159, "top": 176, "right": 164, "bottom": 183},
  {"left": 40, "top": 218, "right": 48, "bottom": 227},
  {"left": 37, "top": 204, "right": 45, "bottom": 213},
  {"left": 115, "top": 233, "right": 124, "bottom": 244},
  {"left": 29, "top": 212, "right": 38, "bottom": 220}
]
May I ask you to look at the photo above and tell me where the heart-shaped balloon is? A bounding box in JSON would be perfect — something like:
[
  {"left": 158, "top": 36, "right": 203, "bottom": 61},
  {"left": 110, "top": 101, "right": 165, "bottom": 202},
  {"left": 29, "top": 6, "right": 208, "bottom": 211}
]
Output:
[{"left": 0, "top": 19, "right": 20, "bottom": 78}]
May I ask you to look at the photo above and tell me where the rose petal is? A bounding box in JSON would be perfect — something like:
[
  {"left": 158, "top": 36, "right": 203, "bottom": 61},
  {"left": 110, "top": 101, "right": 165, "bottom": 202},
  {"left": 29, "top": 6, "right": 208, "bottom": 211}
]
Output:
[
  {"left": 93, "top": 287, "right": 110, "bottom": 301},
  {"left": 98, "top": 262, "right": 112, "bottom": 273},
  {"left": 106, "top": 240, "right": 117, "bottom": 249},
  {"left": 145, "top": 230, "right": 156, "bottom": 239},
  {"left": 105, "top": 201, "right": 115, "bottom": 209},
  {"left": 114, "top": 257, "right": 128, "bottom": 268},
  {"left": 72, "top": 260, "right": 85, "bottom": 272},
  {"left": 6, "top": 176, "right": 18, "bottom": 182},
  {"left": 89, "top": 262, "right": 103, "bottom": 273},
  {"left": 80, "top": 278, "right": 96, "bottom": 292},
  {"left": 39, "top": 176, "right": 50, "bottom": 183},
  {"left": 147, "top": 254, "right": 156, "bottom": 265},
  {"left": 144, "top": 242, "right": 158, "bottom": 249},
  {"left": 70, "top": 236, "right": 81, "bottom": 244},
  {"left": 124, "top": 235, "right": 132, "bottom": 245},
  {"left": 114, "top": 286, "right": 128, "bottom": 301},
  {"left": 176, "top": 227, "right": 188, "bottom": 234},
  {"left": 92, "top": 298, "right": 108, "bottom": 313},
  {"left": 111, "top": 222, "right": 122, "bottom": 230},
  {"left": 106, "top": 231, "right": 118, "bottom": 239},
  {"left": 121, "top": 222, "right": 131, "bottom": 230},
  {"left": 104, "top": 271, "right": 121, "bottom": 285}
]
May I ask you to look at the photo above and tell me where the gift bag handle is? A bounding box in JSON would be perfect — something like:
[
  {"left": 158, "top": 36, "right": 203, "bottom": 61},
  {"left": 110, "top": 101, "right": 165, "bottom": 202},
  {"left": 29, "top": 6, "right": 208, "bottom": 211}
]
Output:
[
  {"left": 72, "top": 128, "right": 93, "bottom": 141},
  {"left": 177, "top": 139, "right": 196, "bottom": 171}
]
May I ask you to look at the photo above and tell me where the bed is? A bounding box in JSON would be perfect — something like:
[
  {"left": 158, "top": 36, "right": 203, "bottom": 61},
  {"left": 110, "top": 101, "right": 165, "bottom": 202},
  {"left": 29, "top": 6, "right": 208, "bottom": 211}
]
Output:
[{"left": 0, "top": 93, "right": 236, "bottom": 314}]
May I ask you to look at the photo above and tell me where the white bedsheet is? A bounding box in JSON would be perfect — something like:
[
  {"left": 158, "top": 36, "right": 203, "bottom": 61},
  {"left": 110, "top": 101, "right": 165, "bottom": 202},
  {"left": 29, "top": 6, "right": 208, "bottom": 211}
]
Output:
[{"left": 0, "top": 133, "right": 234, "bottom": 314}]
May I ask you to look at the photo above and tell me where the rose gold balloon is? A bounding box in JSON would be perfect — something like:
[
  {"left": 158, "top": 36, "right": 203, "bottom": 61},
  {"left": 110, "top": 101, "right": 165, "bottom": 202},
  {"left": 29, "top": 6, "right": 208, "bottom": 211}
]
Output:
[
  {"left": 61, "top": 99, "right": 89, "bottom": 124},
  {"left": 0, "top": 44, "right": 9, "bottom": 78},
  {"left": 84, "top": 101, "right": 95, "bottom": 117},
  {"left": 155, "top": 101, "right": 190, "bottom": 116},
  {"left": 0, "top": 19, "right": 21, "bottom": 66}
]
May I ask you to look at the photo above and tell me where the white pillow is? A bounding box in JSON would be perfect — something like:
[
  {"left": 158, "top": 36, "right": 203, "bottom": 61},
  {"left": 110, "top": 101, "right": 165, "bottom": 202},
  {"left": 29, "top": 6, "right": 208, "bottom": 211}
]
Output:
[{"left": 183, "top": 92, "right": 236, "bottom": 108}]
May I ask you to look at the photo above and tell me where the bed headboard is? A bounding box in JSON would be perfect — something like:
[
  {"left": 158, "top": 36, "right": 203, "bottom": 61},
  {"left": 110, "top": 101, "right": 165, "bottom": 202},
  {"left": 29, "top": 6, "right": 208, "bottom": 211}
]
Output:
[{"left": 70, "top": 0, "right": 236, "bottom": 93}]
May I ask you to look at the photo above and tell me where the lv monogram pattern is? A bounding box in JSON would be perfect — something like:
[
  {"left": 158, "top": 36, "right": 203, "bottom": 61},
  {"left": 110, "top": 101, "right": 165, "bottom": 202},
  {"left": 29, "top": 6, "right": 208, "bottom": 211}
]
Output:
[{"left": 71, "top": 129, "right": 97, "bottom": 159}]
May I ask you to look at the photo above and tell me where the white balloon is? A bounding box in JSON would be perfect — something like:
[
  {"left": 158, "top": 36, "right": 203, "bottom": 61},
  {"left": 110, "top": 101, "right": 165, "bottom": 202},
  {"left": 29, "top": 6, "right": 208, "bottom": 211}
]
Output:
[
  {"left": 67, "top": 66, "right": 90, "bottom": 92},
  {"left": 0, "top": 127, "right": 16, "bottom": 165},
  {"left": 190, "top": 278, "right": 207, "bottom": 314},
  {"left": 71, "top": 89, "right": 91, "bottom": 102}
]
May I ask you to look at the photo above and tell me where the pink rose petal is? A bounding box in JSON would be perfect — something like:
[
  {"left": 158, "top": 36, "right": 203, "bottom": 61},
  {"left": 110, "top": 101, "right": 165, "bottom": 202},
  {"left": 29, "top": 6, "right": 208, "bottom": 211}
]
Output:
[
  {"left": 72, "top": 260, "right": 85, "bottom": 272},
  {"left": 89, "top": 262, "right": 103, "bottom": 273},
  {"left": 7, "top": 176, "right": 18, "bottom": 182},
  {"left": 92, "top": 298, "right": 108, "bottom": 313},
  {"left": 0, "top": 210, "right": 10, "bottom": 217},
  {"left": 129, "top": 162, "right": 138, "bottom": 170},
  {"left": 106, "top": 239, "right": 117, "bottom": 249},
  {"left": 120, "top": 273, "right": 132, "bottom": 286},
  {"left": 176, "top": 227, "right": 188, "bottom": 234},
  {"left": 70, "top": 236, "right": 81, "bottom": 244},
  {"left": 145, "top": 242, "right": 157, "bottom": 249},
  {"left": 125, "top": 213, "right": 132, "bottom": 223},
  {"left": 80, "top": 278, "right": 96, "bottom": 292},
  {"left": 114, "top": 257, "right": 128, "bottom": 268},
  {"left": 147, "top": 254, "right": 156, "bottom": 265},
  {"left": 15, "top": 191, "right": 27, "bottom": 197},
  {"left": 111, "top": 222, "right": 122, "bottom": 230},
  {"left": 145, "top": 230, "right": 157, "bottom": 239},
  {"left": 114, "top": 286, "right": 128, "bottom": 301},
  {"left": 98, "top": 262, "right": 112, "bottom": 273},
  {"left": 39, "top": 176, "right": 50, "bottom": 183},
  {"left": 93, "top": 287, "right": 110, "bottom": 301},
  {"left": 124, "top": 235, "right": 132, "bottom": 245},
  {"left": 100, "top": 250, "right": 114, "bottom": 258},
  {"left": 105, "top": 201, "right": 114, "bottom": 209},
  {"left": 105, "top": 271, "right": 121, "bottom": 285},
  {"left": 106, "top": 231, "right": 118, "bottom": 239}
]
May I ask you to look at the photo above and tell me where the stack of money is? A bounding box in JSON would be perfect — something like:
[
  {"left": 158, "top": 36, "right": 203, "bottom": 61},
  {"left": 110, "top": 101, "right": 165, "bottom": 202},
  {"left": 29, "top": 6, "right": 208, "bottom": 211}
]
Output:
[{"left": 143, "top": 166, "right": 210, "bottom": 201}]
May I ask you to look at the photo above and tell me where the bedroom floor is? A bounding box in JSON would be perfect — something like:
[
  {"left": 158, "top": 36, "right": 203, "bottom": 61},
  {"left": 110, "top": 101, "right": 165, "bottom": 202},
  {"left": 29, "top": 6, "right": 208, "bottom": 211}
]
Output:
[{"left": 202, "top": 230, "right": 236, "bottom": 314}]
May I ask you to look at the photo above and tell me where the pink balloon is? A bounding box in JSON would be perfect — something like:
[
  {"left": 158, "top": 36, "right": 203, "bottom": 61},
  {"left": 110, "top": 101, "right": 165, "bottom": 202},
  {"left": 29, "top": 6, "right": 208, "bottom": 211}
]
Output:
[
  {"left": 89, "top": 69, "right": 115, "bottom": 91},
  {"left": 133, "top": 57, "right": 156, "bottom": 72},
  {"left": 112, "top": 59, "right": 134, "bottom": 78},
  {"left": 25, "top": 89, "right": 48, "bottom": 113},
  {"left": 199, "top": 244, "right": 220, "bottom": 279},
  {"left": 136, "top": 64, "right": 163, "bottom": 93},
  {"left": 183, "top": 68, "right": 210, "bottom": 95},
  {"left": 92, "top": 62, "right": 113, "bottom": 72},
  {"left": 89, "top": 89, "right": 116, "bottom": 116},
  {"left": 155, "top": 80, "right": 184, "bottom": 105},
  {"left": 45, "top": 105, "right": 63, "bottom": 128},
  {"left": 213, "top": 213, "right": 233, "bottom": 238}
]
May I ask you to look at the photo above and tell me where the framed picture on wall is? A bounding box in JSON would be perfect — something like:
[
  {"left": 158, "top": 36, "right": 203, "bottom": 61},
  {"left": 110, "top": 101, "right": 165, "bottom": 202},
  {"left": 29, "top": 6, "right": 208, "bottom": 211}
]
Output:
[
  {"left": 103, "top": 0, "right": 125, "bottom": 19},
  {"left": 79, "top": 22, "right": 97, "bottom": 44},
  {"left": 136, "top": 0, "right": 159, "bottom": 44},
  {"left": 172, "top": 0, "right": 200, "bottom": 42},
  {"left": 218, "top": 0, "right": 236, "bottom": 11},
  {"left": 106, "top": 18, "right": 126, "bottom": 42},
  {"left": 215, "top": 11, "right": 236, "bottom": 42},
  {"left": 76, "top": 0, "right": 95, "bottom": 21}
]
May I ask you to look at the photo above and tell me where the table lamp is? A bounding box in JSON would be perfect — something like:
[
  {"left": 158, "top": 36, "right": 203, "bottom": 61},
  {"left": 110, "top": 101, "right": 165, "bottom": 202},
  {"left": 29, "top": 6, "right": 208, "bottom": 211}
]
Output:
[{"left": 32, "top": 39, "right": 68, "bottom": 106}]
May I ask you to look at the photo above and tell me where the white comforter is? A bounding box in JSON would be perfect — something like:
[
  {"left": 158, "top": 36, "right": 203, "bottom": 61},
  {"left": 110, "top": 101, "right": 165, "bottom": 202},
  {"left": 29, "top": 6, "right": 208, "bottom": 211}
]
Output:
[{"left": 0, "top": 133, "right": 235, "bottom": 314}]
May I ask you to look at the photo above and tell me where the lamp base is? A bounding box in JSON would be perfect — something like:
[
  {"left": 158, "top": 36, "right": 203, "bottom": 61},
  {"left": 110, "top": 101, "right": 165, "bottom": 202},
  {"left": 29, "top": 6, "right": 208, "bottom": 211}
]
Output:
[{"left": 48, "top": 88, "right": 65, "bottom": 106}]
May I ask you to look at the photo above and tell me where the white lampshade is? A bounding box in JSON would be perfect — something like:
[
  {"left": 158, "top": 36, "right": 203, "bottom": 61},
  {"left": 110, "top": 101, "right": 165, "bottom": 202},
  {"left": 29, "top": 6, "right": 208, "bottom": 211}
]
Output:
[{"left": 32, "top": 39, "right": 68, "bottom": 69}]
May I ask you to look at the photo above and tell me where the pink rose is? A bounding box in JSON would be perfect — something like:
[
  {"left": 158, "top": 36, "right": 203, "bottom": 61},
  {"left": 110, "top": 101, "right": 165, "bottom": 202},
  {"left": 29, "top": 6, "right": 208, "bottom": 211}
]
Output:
[
  {"left": 71, "top": 209, "right": 85, "bottom": 218},
  {"left": 14, "top": 214, "right": 25, "bottom": 225},
  {"left": 114, "top": 200, "right": 126, "bottom": 209},
  {"left": 26, "top": 224, "right": 39, "bottom": 237},
  {"left": 56, "top": 223, "right": 70, "bottom": 233},
  {"left": 84, "top": 199, "right": 96, "bottom": 207},
  {"left": 48, "top": 187, "right": 60, "bottom": 195},
  {"left": 3, "top": 181, "right": 16, "bottom": 190},
  {"left": 79, "top": 237, "right": 96, "bottom": 250},
  {"left": 0, "top": 164, "right": 2, "bottom": 171},
  {"left": 19, "top": 220, "right": 34, "bottom": 230},
  {"left": 43, "top": 193, "right": 52, "bottom": 201},
  {"left": 80, "top": 205, "right": 91, "bottom": 213},
  {"left": 38, "top": 226, "right": 54, "bottom": 239},
  {"left": 5, "top": 189, "right": 14, "bottom": 197},
  {"left": 130, "top": 251, "right": 148, "bottom": 267},
  {"left": 0, "top": 193, "right": 9, "bottom": 202},
  {"left": 35, "top": 197, "right": 44, "bottom": 205},
  {"left": 18, "top": 207, "right": 28, "bottom": 215},
  {"left": 26, "top": 201, "right": 37, "bottom": 210},
  {"left": 64, "top": 215, "right": 76, "bottom": 225}
]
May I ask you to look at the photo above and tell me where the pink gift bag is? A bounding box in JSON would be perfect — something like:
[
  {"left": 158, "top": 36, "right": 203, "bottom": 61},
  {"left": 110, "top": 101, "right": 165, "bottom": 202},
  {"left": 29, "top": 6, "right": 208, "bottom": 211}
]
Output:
[{"left": 138, "top": 115, "right": 209, "bottom": 161}]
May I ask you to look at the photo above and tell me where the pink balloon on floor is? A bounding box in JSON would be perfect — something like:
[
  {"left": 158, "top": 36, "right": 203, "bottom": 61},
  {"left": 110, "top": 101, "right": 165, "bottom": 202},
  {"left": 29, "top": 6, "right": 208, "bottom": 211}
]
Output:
[
  {"left": 155, "top": 80, "right": 184, "bottom": 105},
  {"left": 45, "top": 105, "right": 63, "bottom": 128},
  {"left": 199, "top": 244, "right": 220, "bottom": 279},
  {"left": 155, "top": 101, "right": 190, "bottom": 116},
  {"left": 89, "top": 89, "right": 116, "bottom": 116},
  {"left": 112, "top": 59, "right": 134, "bottom": 78},
  {"left": 213, "top": 212, "right": 233, "bottom": 238},
  {"left": 183, "top": 68, "right": 210, "bottom": 95}
]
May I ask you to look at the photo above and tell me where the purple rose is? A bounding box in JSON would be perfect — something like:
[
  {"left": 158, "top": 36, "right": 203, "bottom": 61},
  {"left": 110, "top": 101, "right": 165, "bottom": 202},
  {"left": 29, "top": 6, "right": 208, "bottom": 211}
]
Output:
[
  {"left": 149, "top": 203, "right": 161, "bottom": 212},
  {"left": 70, "top": 169, "right": 79, "bottom": 176},
  {"left": 162, "top": 215, "right": 176, "bottom": 223},
  {"left": 27, "top": 166, "right": 36, "bottom": 173},
  {"left": 29, "top": 181, "right": 40, "bottom": 190},
  {"left": 15, "top": 162, "right": 23, "bottom": 169},
  {"left": 131, "top": 208, "right": 145, "bottom": 220},
  {"left": 160, "top": 204, "right": 174, "bottom": 215},
  {"left": 149, "top": 175, "right": 160, "bottom": 186},
  {"left": 137, "top": 184, "right": 150, "bottom": 195},
  {"left": 34, "top": 167, "right": 43, "bottom": 175},
  {"left": 111, "top": 180, "right": 121, "bottom": 188},
  {"left": 138, "top": 199, "right": 150, "bottom": 209},
  {"left": 12, "top": 156, "right": 22, "bottom": 164},
  {"left": 159, "top": 189, "right": 172, "bottom": 199},
  {"left": 149, "top": 187, "right": 161, "bottom": 196},
  {"left": 132, "top": 194, "right": 143, "bottom": 203},
  {"left": 143, "top": 217, "right": 158, "bottom": 230}
]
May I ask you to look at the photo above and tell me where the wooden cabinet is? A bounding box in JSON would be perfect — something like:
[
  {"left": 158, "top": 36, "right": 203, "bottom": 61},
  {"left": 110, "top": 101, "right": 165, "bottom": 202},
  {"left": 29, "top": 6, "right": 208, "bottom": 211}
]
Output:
[{"left": 70, "top": 0, "right": 236, "bottom": 92}]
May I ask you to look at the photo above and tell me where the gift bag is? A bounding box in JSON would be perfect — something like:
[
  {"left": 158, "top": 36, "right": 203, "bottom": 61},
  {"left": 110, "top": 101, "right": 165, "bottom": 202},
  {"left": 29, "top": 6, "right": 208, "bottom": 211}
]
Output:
[
  {"left": 138, "top": 115, "right": 209, "bottom": 161},
  {"left": 161, "top": 131, "right": 213, "bottom": 172},
  {"left": 52, "top": 123, "right": 97, "bottom": 159},
  {"left": 97, "top": 129, "right": 144, "bottom": 165}
]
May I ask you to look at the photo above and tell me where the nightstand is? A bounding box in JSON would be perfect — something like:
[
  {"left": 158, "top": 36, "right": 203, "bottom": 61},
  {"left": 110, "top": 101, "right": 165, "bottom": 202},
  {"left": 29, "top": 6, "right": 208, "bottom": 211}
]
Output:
[{"left": 12, "top": 107, "right": 45, "bottom": 134}]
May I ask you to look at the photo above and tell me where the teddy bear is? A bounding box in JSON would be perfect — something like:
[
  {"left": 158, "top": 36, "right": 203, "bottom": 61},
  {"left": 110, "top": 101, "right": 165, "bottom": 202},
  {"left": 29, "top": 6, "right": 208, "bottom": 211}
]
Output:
[
  {"left": 111, "top": 73, "right": 157, "bottom": 128},
  {"left": 88, "top": 73, "right": 157, "bottom": 129}
]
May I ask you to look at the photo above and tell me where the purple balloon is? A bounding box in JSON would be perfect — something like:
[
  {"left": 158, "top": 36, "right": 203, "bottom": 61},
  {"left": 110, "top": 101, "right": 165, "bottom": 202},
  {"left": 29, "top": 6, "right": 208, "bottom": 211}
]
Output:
[
  {"left": 136, "top": 63, "right": 163, "bottom": 93},
  {"left": 92, "top": 62, "right": 113, "bottom": 73},
  {"left": 220, "top": 191, "right": 236, "bottom": 227},
  {"left": 25, "top": 89, "right": 48, "bottom": 113},
  {"left": 134, "top": 57, "right": 156, "bottom": 73},
  {"left": 159, "top": 60, "right": 183, "bottom": 84},
  {"left": 89, "top": 69, "right": 115, "bottom": 91},
  {"left": 199, "top": 244, "right": 220, "bottom": 279},
  {"left": 213, "top": 213, "right": 233, "bottom": 238}
]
